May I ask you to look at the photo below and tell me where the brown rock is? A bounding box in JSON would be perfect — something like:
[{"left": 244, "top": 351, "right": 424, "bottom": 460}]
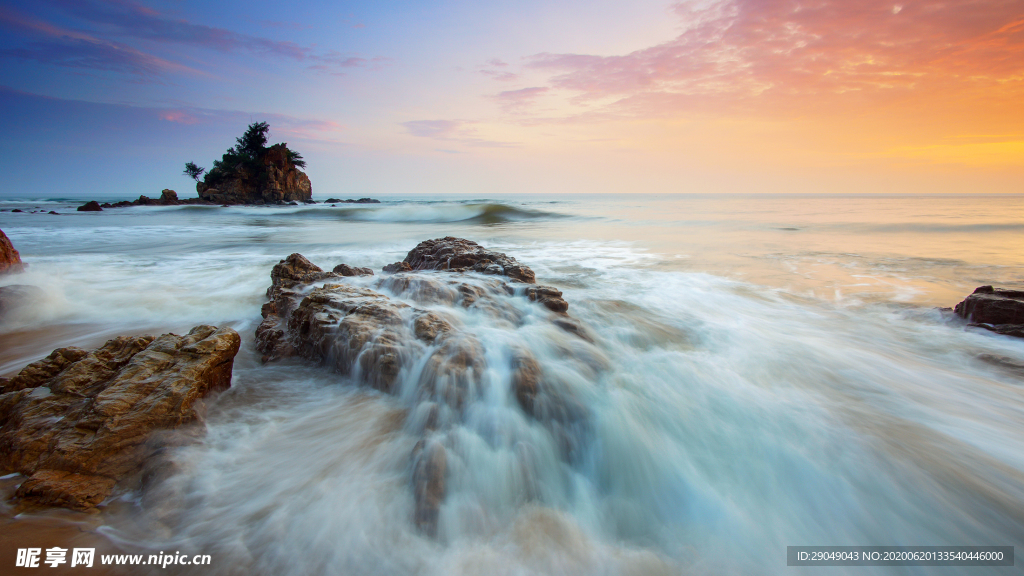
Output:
[
  {"left": 413, "top": 312, "right": 452, "bottom": 343},
  {"left": 271, "top": 253, "right": 336, "bottom": 287},
  {"left": 383, "top": 261, "right": 412, "bottom": 273},
  {"left": 76, "top": 201, "right": 102, "bottom": 212},
  {"left": 954, "top": 286, "right": 1024, "bottom": 338},
  {"left": 332, "top": 263, "right": 374, "bottom": 276},
  {"left": 0, "top": 325, "right": 241, "bottom": 510},
  {"left": 14, "top": 470, "right": 117, "bottom": 511},
  {"left": 526, "top": 286, "right": 569, "bottom": 314},
  {"left": 0, "top": 229, "right": 23, "bottom": 274},
  {"left": 159, "top": 189, "right": 178, "bottom": 205},
  {"left": 254, "top": 242, "right": 595, "bottom": 536},
  {"left": 412, "top": 440, "right": 446, "bottom": 537},
  {"left": 402, "top": 237, "right": 536, "bottom": 283},
  {"left": 511, "top": 351, "right": 541, "bottom": 415},
  {"left": 199, "top": 144, "right": 311, "bottom": 205}
]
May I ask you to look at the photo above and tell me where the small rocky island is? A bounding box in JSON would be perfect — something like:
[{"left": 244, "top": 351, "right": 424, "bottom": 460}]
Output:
[
  {"left": 188, "top": 121, "right": 311, "bottom": 205},
  {"left": 64, "top": 123, "right": 381, "bottom": 209}
]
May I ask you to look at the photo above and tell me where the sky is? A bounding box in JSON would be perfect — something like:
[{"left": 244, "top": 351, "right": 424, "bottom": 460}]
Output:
[{"left": 0, "top": 0, "right": 1021, "bottom": 198}]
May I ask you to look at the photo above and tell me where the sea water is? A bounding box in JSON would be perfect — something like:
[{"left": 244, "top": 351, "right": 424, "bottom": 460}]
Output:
[{"left": 1, "top": 194, "right": 1022, "bottom": 575}]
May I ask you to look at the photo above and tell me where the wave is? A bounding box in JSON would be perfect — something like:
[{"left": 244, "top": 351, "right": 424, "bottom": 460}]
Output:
[{"left": 304, "top": 202, "right": 568, "bottom": 224}]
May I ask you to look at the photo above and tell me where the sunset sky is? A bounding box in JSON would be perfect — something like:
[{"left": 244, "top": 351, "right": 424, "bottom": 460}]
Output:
[{"left": 0, "top": 0, "right": 1021, "bottom": 198}]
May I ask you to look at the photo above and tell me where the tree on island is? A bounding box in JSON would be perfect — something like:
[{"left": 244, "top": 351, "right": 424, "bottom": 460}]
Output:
[{"left": 183, "top": 161, "right": 206, "bottom": 181}]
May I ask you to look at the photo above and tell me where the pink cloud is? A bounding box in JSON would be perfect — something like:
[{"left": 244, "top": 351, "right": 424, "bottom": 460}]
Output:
[
  {"left": 1, "top": 0, "right": 386, "bottom": 77},
  {"left": 160, "top": 110, "right": 201, "bottom": 124},
  {"left": 494, "top": 86, "right": 550, "bottom": 113},
  {"left": 527, "top": 0, "right": 1024, "bottom": 116},
  {"left": 479, "top": 58, "right": 519, "bottom": 81}
]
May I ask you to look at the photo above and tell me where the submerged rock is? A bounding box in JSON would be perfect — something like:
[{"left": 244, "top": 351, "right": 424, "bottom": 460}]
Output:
[
  {"left": 954, "top": 286, "right": 1024, "bottom": 338},
  {"left": 324, "top": 197, "right": 381, "bottom": 204},
  {"left": 255, "top": 239, "right": 597, "bottom": 536},
  {"left": 0, "top": 229, "right": 23, "bottom": 274},
  {"left": 0, "top": 285, "right": 41, "bottom": 319},
  {"left": 0, "top": 325, "right": 241, "bottom": 510}
]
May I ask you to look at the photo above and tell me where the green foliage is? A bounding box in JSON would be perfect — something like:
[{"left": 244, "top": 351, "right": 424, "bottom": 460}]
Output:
[
  {"left": 183, "top": 161, "right": 206, "bottom": 181},
  {"left": 198, "top": 122, "right": 306, "bottom": 188},
  {"left": 287, "top": 149, "right": 306, "bottom": 168},
  {"left": 235, "top": 121, "right": 270, "bottom": 161}
]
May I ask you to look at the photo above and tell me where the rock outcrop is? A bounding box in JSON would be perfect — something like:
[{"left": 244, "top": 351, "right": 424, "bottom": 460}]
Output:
[
  {"left": 954, "top": 286, "right": 1024, "bottom": 338},
  {"left": 197, "top": 144, "right": 311, "bottom": 205},
  {"left": 0, "top": 326, "right": 241, "bottom": 510},
  {"left": 255, "top": 239, "right": 595, "bottom": 537},
  {"left": 401, "top": 236, "right": 537, "bottom": 283},
  {"left": 133, "top": 190, "right": 180, "bottom": 206},
  {"left": 76, "top": 201, "right": 102, "bottom": 212},
  {"left": 0, "top": 229, "right": 22, "bottom": 274},
  {"left": 324, "top": 197, "right": 380, "bottom": 204}
]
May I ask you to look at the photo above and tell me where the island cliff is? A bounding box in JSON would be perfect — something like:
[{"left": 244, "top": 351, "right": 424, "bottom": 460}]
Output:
[
  {"left": 197, "top": 143, "right": 312, "bottom": 205},
  {"left": 188, "top": 122, "right": 312, "bottom": 205}
]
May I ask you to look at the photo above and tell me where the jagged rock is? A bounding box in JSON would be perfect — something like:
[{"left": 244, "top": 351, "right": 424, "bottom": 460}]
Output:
[
  {"left": 525, "top": 286, "right": 569, "bottom": 313},
  {"left": 0, "top": 326, "right": 241, "bottom": 510},
  {"left": 0, "top": 229, "right": 23, "bottom": 274},
  {"left": 413, "top": 312, "right": 452, "bottom": 343},
  {"left": 955, "top": 286, "right": 1024, "bottom": 338},
  {"left": 160, "top": 189, "right": 178, "bottom": 205},
  {"left": 76, "top": 201, "right": 102, "bottom": 212},
  {"left": 333, "top": 263, "right": 374, "bottom": 277},
  {"left": 198, "top": 143, "right": 311, "bottom": 205},
  {"left": 383, "top": 261, "right": 412, "bottom": 273},
  {"left": 255, "top": 240, "right": 596, "bottom": 536},
  {"left": 402, "top": 237, "right": 537, "bottom": 283},
  {"left": 271, "top": 253, "right": 337, "bottom": 286}
]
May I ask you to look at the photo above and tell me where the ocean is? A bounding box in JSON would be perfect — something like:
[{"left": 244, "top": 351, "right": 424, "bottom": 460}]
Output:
[{"left": 1, "top": 193, "right": 1022, "bottom": 575}]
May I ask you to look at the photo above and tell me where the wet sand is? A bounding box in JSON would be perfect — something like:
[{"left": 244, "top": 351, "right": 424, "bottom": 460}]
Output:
[{"left": 0, "top": 475, "right": 137, "bottom": 576}]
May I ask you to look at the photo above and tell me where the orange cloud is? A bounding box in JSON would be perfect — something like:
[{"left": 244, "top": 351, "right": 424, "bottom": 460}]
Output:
[{"left": 527, "top": 0, "right": 1024, "bottom": 117}]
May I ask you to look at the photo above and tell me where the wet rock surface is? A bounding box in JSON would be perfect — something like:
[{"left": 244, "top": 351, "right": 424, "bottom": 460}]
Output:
[
  {"left": 0, "top": 325, "right": 241, "bottom": 510},
  {"left": 256, "top": 239, "right": 600, "bottom": 536},
  {"left": 954, "top": 285, "right": 1024, "bottom": 338},
  {"left": 401, "top": 236, "right": 538, "bottom": 284}
]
